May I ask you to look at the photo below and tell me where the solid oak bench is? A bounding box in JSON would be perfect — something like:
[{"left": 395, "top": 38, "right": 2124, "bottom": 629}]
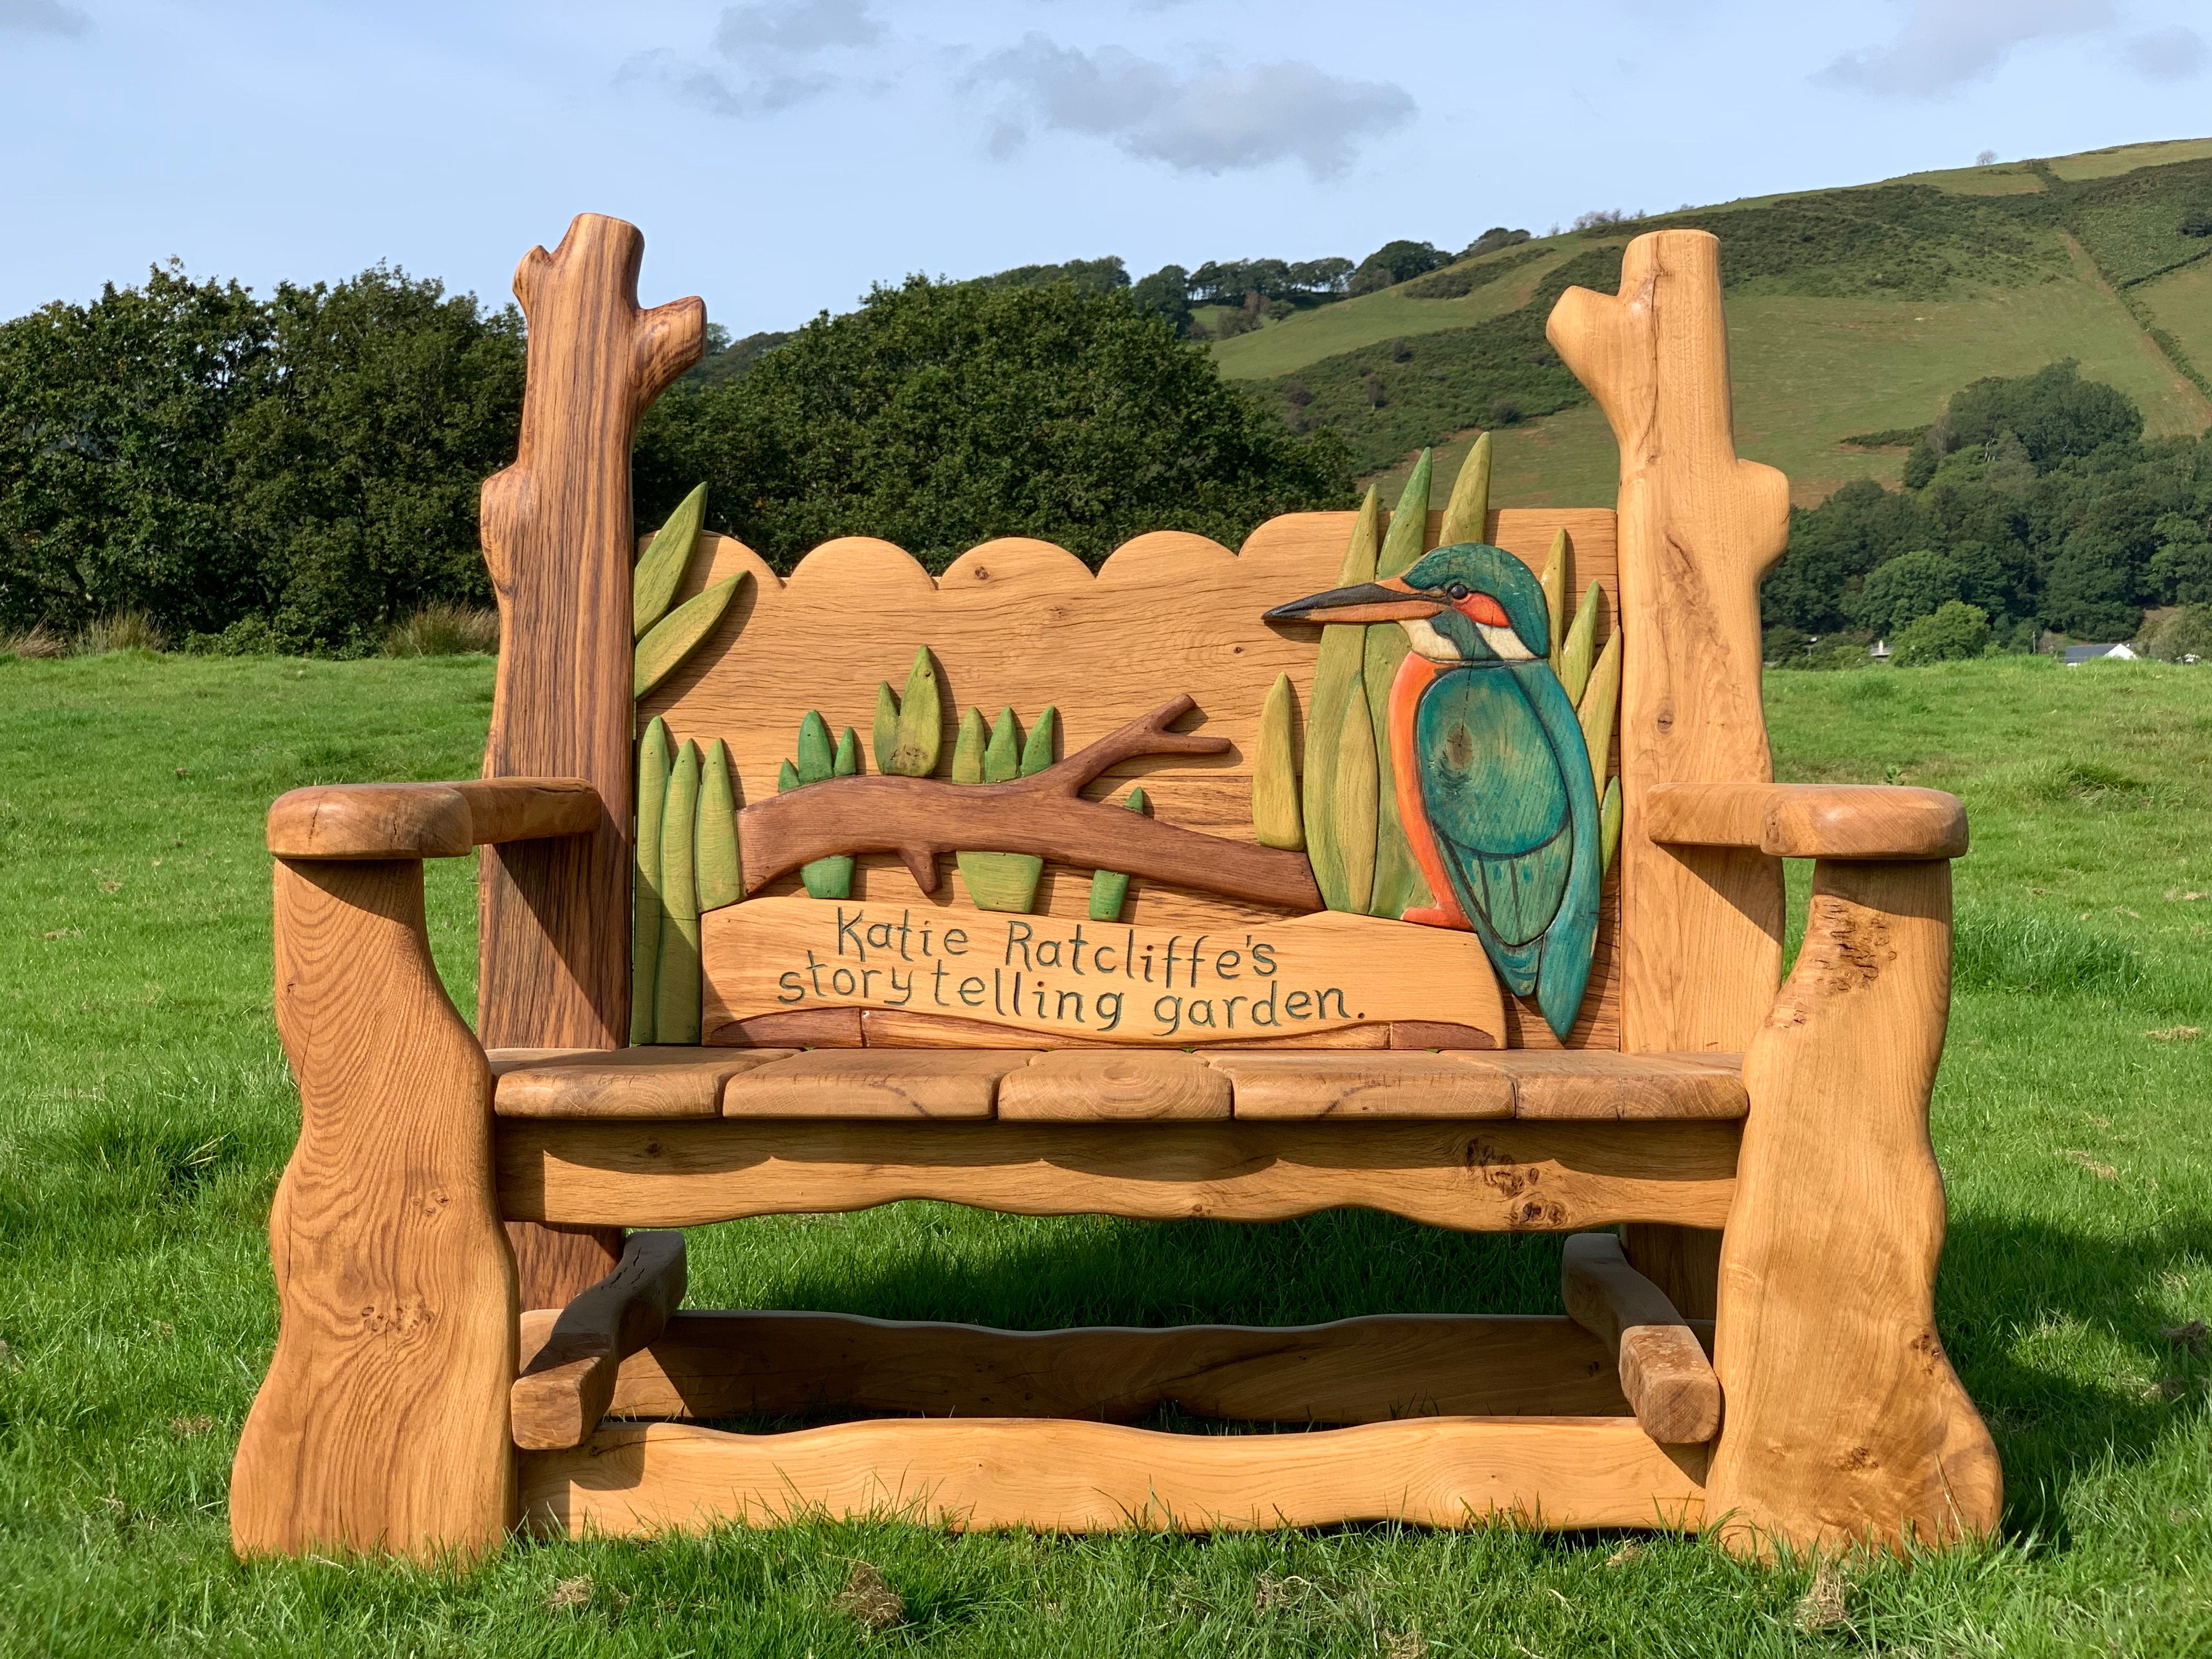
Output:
[{"left": 230, "top": 215, "right": 1999, "bottom": 1564}]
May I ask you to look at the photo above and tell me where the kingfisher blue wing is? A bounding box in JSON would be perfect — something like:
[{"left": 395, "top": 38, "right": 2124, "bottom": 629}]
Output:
[{"left": 1413, "top": 661, "right": 1602, "bottom": 1040}]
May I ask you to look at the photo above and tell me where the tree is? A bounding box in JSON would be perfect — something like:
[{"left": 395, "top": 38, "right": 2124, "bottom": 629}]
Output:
[
  {"left": 1845, "top": 549, "right": 1962, "bottom": 635},
  {"left": 973, "top": 257, "right": 1130, "bottom": 297},
  {"left": 1347, "top": 240, "right": 1448, "bottom": 296},
  {"left": 2148, "top": 511, "right": 2212, "bottom": 603},
  {"left": 1762, "top": 478, "right": 1928, "bottom": 631},
  {"left": 1891, "top": 600, "right": 1990, "bottom": 664},
  {"left": 1129, "top": 264, "right": 1192, "bottom": 335},
  {"left": 0, "top": 263, "right": 522, "bottom": 647},
  {"left": 1944, "top": 359, "right": 2141, "bottom": 471},
  {"left": 634, "top": 274, "right": 1353, "bottom": 571},
  {"left": 0, "top": 264, "right": 270, "bottom": 634},
  {"left": 221, "top": 268, "right": 524, "bottom": 650}
]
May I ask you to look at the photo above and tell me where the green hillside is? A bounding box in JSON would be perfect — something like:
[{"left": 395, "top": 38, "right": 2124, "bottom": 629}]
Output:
[{"left": 1209, "top": 138, "right": 2212, "bottom": 507}]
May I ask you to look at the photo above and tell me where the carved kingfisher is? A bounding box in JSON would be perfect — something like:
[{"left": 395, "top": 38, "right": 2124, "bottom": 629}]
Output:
[{"left": 1267, "top": 543, "right": 1600, "bottom": 1040}]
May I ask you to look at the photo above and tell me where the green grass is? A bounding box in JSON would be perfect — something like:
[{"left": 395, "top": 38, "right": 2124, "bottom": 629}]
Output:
[
  {"left": 1211, "top": 136, "right": 2212, "bottom": 501},
  {"left": 3, "top": 651, "right": 2211, "bottom": 1654}
]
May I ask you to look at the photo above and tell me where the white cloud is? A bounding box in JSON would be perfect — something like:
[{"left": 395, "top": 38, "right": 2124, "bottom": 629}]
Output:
[
  {"left": 0, "top": 0, "right": 91, "bottom": 37},
  {"left": 1817, "top": 0, "right": 2115, "bottom": 97},
  {"left": 627, "top": 0, "right": 884, "bottom": 118},
  {"left": 972, "top": 36, "right": 1414, "bottom": 178},
  {"left": 2120, "top": 24, "right": 2208, "bottom": 79}
]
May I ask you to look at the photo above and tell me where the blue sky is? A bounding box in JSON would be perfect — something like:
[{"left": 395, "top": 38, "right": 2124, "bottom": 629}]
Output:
[{"left": 4, "top": 0, "right": 2209, "bottom": 335}]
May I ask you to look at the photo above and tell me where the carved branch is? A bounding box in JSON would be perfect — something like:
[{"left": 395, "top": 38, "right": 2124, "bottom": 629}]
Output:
[{"left": 737, "top": 696, "right": 1323, "bottom": 913}]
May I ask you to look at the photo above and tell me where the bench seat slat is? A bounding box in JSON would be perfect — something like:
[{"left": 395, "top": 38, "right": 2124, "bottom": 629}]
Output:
[{"left": 492, "top": 1047, "right": 1750, "bottom": 1121}]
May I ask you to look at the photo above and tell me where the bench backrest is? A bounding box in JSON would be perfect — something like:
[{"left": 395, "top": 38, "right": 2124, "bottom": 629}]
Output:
[{"left": 474, "top": 221, "right": 1786, "bottom": 1059}]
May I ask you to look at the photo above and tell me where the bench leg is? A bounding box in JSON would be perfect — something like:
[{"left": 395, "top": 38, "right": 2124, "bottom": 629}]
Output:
[
  {"left": 231, "top": 859, "right": 517, "bottom": 1560},
  {"left": 1706, "top": 859, "right": 2000, "bottom": 1554}
]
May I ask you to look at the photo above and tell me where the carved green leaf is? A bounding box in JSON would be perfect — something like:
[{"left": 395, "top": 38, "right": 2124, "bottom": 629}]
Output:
[
  {"left": 1541, "top": 528, "right": 1570, "bottom": 657},
  {"left": 833, "top": 726, "right": 859, "bottom": 777},
  {"left": 1601, "top": 775, "right": 1622, "bottom": 874},
  {"left": 872, "top": 682, "right": 900, "bottom": 775},
  {"left": 1368, "top": 451, "right": 1432, "bottom": 920},
  {"left": 1304, "top": 484, "right": 1380, "bottom": 912},
  {"left": 1438, "top": 431, "right": 1492, "bottom": 548},
  {"left": 1558, "top": 580, "right": 1602, "bottom": 706},
  {"left": 631, "top": 716, "right": 672, "bottom": 1045},
  {"left": 795, "top": 710, "right": 833, "bottom": 783},
  {"left": 654, "top": 739, "right": 702, "bottom": 1044},
  {"left": 1087, "top": 787, "right": 1149, "bottom": 921},
  {"left": 952, "top": 707, "right": 987, "bottom": 784},
  {"left": 891, "top": 647, "right": 941, "bottom": 777},
  {"left": 1020, "top": 705, "right": 1058, "bottom": 776},
  {"left": 984, "top": 707, "right": 1022, "bottom": 783},
  {"left": 633, "top": 483, "right": 708, "bottom": 640},
  {"left": 696, "top": 737, "right": 741, "bottom": 912},
  {"left": 1252, "top": 672, "right": 1303, "bottom": 851},
  {"left": 635, "top": 571, "right": 747, "bottom": 698}
]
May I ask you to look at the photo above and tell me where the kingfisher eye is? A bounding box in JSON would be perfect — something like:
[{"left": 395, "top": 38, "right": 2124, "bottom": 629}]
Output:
[{"left": 1445, "top": 582, "right": 1470, "bottom": 601}]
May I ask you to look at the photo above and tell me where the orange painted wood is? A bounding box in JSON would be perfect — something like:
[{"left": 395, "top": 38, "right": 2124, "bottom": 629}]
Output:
[
  {"left": 477, "top": 213, "right": 703, "bottom": 1051},
  {"left": 489, "top": 1046, "right": 795, "bottom": 1118},
  {"left": 266, "top": 777, "right": 597, "bottom": 860},
  {"left": 230, "top": 859, "right": 515, "bottom": 1561},
  {"left": 520, "top": 1415, "right": 1708, "bottom": 1536},
  {"left": 602, "top": 1311, "right": 1629, "bottom": 1423},
  {"left": 996, "top": 1051, "right": 1232, "bottom": 1121},
  {"left": 1560, "top": 1233, "right": 1720, "bottom": 1445},
  {"left": 1707, "top": 860, "right": 2001, "bottom": 1554},
  {"left": 512, "top": 1230, "right": 686, "bottom": 1452},
  {"left": 719, "top": 1049, "right": 1036, "bottom": 1119},
  {"left": 495, "top": 1117, "right": 1741, "bottom": 1232},
  {"left": 1645, "top": 783, "right": 1969, "bottom": 861}
]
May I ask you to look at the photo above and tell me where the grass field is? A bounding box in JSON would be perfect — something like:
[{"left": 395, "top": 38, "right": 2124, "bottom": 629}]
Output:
[
  {"left": 3, "top": 650, "right": 2210, "bottom": 1656},
  {"left": 1206, "top": 136, "right": 2212, "bottom": 502}
]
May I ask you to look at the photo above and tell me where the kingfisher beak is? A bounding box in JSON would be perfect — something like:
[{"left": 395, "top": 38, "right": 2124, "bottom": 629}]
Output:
[{"left": 1265, "top": 575, "right": 1443, "bottom": 625}]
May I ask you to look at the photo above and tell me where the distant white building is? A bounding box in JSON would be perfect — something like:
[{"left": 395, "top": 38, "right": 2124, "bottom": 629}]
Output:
[
  {"left": 1869, "top": 639, "right": 1892, "bottom": 661},
  {"left": 2064, "top": 643, "right": 2139, "bottom": 666}
]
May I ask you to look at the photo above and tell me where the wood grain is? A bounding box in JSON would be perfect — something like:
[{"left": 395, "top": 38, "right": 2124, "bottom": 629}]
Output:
[
  {"left": 1645, "top": 782, "right": 1970, "bottom": 861},
  {"left": 512, "top": 1230, "right": 686, "bottom": 1452},
  {"left": 506, "top": 1222, "right": 625, "bottom": 1311},
  {"left": 520, "top": 1415, "right": 1708, "bottom": 1536},
  {"left": 1545, "top": 230, "right": 1786, "bottom": 1060},
  {"left": 1707, "top": 859, "right": 2001, "bottom": 1555},
  {"left": 266, "top": 778, "right": 599, "bottom": 860},
  {"left": 488, "top": 1046, "right": 796, "bottom": 1119},
  {"left": 719, "top": 1049, "right": 1037, "bottom": 1119},
  {"left": 713, "top": 1008, "right": 865, "bottom": 1047},
  {"left": 996, "top": 1050, "right": 1232, "bottom": 1121},
  {"left": 496, "top": 1117, "right": 1741, "bottom": 1232},
  {"left": 231, "top": 859, "right": 514, "bottom": 1560},
  {"left": 1561, "top": 1233, "right": 1720, "bottom": 1445},
  {"left": 642, "top": 513, "right": 1622, "bottom": 1046},
  {"left": 850, "top": 1010, "right": 1402, "bottom": 1049},
  {"left": 478, "top": 213, "right": 703, "bottom": 1051},
  {"left": 1206, "top": 1052, "right": 1514, "bottom": 1120},
  {"left": 1485, "top": 1052, "right": 1748, "bottom": 1121},
  {"left": 1546, "top": 227, "right": 1786, "bottom": 1307},
  {"left": 601, "top": 1310, "right": 1629, "bottom": 1423},
  {"left": 703, "top": 895, "right": 1506, "bottom": 1049}
]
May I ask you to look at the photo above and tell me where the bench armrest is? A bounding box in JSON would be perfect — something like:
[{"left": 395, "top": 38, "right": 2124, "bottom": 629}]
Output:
[
  {"left": 1644, "top": 782, "right": 1966, "bottom": 861},
  {"left": 267, "top": 777, "right": 602, "bottom": 860}
]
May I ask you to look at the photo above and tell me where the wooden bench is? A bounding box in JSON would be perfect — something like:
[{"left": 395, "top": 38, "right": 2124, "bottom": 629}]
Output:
[{"left": 230, "top": 214, "right": 1999, "bottom": 1562}]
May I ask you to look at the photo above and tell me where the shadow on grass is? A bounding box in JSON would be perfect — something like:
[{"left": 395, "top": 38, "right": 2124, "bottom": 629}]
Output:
[{"left": 1939, "top": 1210, "right": 2212, "bottom": 1545}]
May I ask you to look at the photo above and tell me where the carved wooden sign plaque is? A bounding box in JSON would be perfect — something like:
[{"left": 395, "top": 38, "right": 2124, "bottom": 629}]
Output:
[{"left": 703, "top": 897, "right": 1505, "bottom": 1047}]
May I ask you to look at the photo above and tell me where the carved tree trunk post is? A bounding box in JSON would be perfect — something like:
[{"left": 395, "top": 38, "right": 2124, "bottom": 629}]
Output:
[
  {"left": 232, "top": 861, "right": 516, "bottom": 1559},
  {"left": 1547, "top": 229, "right": 1790, "bottom": 1317},
  {"left": 477, "top": 213, "right": 704, "bottom": 1051},
  {"left": 1706, "top": 860, "right": 2001, "bottom": 1552}
]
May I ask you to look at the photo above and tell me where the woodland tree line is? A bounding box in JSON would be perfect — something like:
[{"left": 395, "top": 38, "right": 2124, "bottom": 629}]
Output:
[{"left": 2, "top": 256, "right": 2205, "bottom": 659}]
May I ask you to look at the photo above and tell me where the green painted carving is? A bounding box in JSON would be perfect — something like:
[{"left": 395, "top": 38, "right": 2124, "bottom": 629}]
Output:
[
  {"left": 958, "top": 704, "right": 1054, "bottom": 912},
  {"left": 631, "top": 716, "right": 673, "bottom": 1045},
  {"left": 1556, "top": 579, "right": 1602, "bottom": 707},
  {"left": 633, "top": 483, "right": 707, "bottom": 640},
  {"left": 1600, "top": 774, "right": 1622, "bottom": 876},
  {"left": 1437, "top": 430, "right": 1492, "bottom": 547},
  {"left": 1252, "top": 672, "right": 1303, "bottom": 851},
  {"left": 1301, "top": 483, "right": 1380, "bottom": 912},
  {"left": 1578, "top": 627, "right": 1621, "bottom": 793},
  {"left": 951, "top": 706, "right": 987, "bottom": 784},
  {"left": 873, "top": 647, "right": 943, "bottom": 777},
  {"left": 635, "top": 572, "right": 746, "bottom": 698},
  {"left": 1087, "top": 787, "right": 1149, "bottom": 921},
  {"left": 1540, "top": 527, "right": 1569, "bottom": 656},
  {"left": 1333, "top": 668, "right": 1378, "bottom": 916},
  {"left": 654, "top": 738, "right": 703, "bottom": 1045},
  {"left": 781, "top": 710, "right": 860, "bottom": 899},
  {"left": 697, "top": 737, "right": 741, "bottom": 912},
  {"left": 1365, "top": 449, "right": 1433, "bottom": 921}
]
